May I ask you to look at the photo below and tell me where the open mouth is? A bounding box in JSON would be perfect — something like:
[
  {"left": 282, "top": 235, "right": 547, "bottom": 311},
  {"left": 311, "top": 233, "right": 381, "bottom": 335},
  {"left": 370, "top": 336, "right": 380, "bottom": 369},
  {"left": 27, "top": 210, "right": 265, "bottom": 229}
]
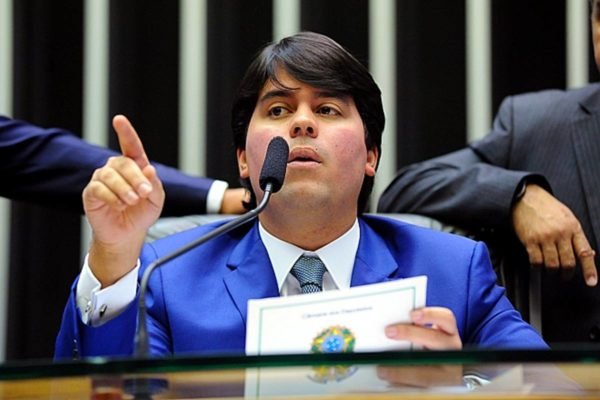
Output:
[{"left": 288, "top": 147, "right": 321, "bottom": 164}]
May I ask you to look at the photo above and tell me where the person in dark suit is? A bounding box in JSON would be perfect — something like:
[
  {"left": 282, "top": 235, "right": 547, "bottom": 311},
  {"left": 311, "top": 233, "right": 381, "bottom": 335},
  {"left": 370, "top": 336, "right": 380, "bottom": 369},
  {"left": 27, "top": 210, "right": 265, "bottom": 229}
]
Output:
[
  {"left": 377, "top": 0, "right": 600, "bottom": 345},
  {"left": 54, "top": 32, "right": 546, "bottom": 359},
  {"left": 0, "top": 115, "right": 246, "bottom": 215}
]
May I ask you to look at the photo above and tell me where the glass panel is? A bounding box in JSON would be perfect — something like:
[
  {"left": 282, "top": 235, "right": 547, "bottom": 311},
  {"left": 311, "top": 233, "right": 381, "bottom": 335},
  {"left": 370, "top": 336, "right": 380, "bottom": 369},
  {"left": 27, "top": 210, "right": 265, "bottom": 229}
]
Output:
[{"left": 1, "top": 349, "right": 600, "bottom": 398}]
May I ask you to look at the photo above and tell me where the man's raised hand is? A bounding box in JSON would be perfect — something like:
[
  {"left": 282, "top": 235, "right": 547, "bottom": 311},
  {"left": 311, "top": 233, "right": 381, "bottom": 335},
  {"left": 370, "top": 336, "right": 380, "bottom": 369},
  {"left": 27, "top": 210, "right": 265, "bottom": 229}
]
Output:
[{"left": 83, "top": 115, "right": 165, "bottom": 287}]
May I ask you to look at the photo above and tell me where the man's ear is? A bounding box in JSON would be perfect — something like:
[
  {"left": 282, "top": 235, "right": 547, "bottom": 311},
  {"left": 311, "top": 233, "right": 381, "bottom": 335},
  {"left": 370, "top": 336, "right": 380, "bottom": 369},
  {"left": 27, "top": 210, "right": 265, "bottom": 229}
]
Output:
[
  {"left": 237, "top": 148, "right": 249, "bottom": 179},
  {"left": 365, "top": 147, "right": 378, "bottom": 177}
]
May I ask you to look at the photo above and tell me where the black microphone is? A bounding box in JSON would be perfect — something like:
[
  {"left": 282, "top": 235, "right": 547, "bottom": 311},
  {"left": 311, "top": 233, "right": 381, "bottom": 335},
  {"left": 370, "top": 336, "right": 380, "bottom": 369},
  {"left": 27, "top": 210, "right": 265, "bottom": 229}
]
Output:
[
  {"left": 134, "top": 136, "right": 288, "bottom": 357},
  {"left": 259, "top": 136, "right": 288, "bottom": 193}
]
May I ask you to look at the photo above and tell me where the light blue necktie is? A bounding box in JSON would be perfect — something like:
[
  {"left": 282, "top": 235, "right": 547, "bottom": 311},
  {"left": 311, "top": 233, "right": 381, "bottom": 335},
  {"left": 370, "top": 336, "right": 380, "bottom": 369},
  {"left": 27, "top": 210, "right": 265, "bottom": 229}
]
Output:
[{"left": 291, "top": 255, "right": 326, "bottom": 294}]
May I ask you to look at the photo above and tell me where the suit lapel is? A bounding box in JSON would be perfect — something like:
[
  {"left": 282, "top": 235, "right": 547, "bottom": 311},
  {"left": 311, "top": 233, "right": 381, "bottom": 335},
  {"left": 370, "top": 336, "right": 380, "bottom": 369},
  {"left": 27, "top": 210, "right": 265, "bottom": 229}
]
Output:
[
  {"left": 223, "top": 223, "right": 279, "bottom": 324},
  {"left": 570, "top": 113, "right": 600, "bottom": 246},
  {"left": 351, "top": 219, "right": 399, "bottom": 286},
  {"left": 222, "top": 219, "right": 401, "bottom": 321}
]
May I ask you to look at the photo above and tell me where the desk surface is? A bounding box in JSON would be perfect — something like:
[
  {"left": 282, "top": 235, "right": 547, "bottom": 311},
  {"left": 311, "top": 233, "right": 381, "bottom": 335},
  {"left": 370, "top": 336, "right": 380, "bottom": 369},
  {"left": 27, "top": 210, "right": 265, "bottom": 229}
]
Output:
[{"left": 0, "top": 349, "right": 599, "bottom": 399}]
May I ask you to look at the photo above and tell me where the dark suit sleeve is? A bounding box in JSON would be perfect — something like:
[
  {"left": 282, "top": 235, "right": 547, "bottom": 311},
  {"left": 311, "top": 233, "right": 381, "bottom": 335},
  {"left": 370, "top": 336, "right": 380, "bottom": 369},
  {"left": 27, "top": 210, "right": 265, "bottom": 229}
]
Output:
[
  {"left": 0, "top": 116, "right": 215, "bottom": 215},
  {"left": 377, "top": 97, "right": 549, "bottom": 230}
]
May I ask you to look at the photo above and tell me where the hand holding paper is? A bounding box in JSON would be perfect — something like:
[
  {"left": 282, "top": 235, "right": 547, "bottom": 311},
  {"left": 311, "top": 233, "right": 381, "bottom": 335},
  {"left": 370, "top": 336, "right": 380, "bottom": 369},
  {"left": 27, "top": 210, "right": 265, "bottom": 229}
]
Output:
[
  {"left": 246, "top": 276, "right": 428, "bottom": 355},
  {"left": 385, "top": 307, "right": 463, "bottom": 350}
]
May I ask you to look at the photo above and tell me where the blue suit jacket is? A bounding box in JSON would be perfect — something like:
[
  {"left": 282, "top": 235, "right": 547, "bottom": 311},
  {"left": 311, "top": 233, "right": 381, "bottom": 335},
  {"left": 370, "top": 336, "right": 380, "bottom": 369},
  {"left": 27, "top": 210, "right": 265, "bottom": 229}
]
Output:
[
  {"left": 0, "top": 116, "right": 214, "bottom": 215},
  {"left": 55, "top": 215, "right": 547, "bottom": 359}
]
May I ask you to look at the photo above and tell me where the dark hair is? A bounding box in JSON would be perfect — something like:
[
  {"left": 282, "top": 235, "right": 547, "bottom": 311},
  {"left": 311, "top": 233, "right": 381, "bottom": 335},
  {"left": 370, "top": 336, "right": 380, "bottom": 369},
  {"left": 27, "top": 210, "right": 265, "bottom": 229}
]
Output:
[{"left": 231, "top": 31, "right": 385, "bottom": 213}]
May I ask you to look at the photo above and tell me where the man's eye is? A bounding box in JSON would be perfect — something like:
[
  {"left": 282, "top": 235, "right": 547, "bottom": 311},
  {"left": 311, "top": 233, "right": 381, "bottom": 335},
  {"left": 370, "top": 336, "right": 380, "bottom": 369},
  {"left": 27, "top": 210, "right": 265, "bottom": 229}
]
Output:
[
  {"left": 318, "top": 106, "right": 339, "bottom": 116},
  {"left": 268, "top": 106, "right": 288, "bottom": 117}
]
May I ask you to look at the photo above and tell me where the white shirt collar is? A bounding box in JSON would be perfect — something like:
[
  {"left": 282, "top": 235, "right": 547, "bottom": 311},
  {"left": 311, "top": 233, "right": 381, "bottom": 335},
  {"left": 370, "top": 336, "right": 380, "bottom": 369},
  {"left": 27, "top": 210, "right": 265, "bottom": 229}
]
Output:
[{"left": 258, "top": 219, "right": 360, "bottom": 294}]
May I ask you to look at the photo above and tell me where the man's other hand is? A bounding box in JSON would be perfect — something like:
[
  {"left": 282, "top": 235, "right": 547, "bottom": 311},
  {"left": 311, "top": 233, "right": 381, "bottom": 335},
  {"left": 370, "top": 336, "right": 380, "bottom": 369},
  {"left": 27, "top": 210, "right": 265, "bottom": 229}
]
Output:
[{"left": 512, "top": 184, "right": 597, "bottom": 286}]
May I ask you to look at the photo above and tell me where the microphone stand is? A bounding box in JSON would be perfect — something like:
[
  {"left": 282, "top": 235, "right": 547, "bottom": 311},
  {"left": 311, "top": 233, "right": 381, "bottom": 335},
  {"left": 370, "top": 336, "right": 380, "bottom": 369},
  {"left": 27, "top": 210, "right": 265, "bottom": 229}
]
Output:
[{"left": 134, "top": 182, "right": 276, "bottom": 358}]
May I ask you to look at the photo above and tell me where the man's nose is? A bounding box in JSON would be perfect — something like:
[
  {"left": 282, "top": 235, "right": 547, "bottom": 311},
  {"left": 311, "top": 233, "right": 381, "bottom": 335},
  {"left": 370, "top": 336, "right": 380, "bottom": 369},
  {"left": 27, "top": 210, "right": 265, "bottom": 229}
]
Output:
[{"left": 290, "top": 108, "right": 317, "bottom": 138}]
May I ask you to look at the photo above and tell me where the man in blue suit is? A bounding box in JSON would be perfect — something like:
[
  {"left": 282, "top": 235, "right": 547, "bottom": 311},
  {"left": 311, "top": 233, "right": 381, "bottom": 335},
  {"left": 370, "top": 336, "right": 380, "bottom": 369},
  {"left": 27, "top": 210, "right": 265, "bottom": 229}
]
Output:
[
  {"left": 0, "top": 115, "right": 246, "bottom": 215},
  {"left": 55, "top": 32, "right": 546, "bottom": 359}
]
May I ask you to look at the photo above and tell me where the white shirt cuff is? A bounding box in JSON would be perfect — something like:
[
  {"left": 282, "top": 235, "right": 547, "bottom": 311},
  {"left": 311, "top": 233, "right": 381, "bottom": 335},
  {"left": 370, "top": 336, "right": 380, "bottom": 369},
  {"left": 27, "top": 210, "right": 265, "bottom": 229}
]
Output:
[
  {"left": 206, "top": 180, "right": 229, "bottom": 214},
  {"left": 76, "top": 254, "right": 140, "bottom": 327}
]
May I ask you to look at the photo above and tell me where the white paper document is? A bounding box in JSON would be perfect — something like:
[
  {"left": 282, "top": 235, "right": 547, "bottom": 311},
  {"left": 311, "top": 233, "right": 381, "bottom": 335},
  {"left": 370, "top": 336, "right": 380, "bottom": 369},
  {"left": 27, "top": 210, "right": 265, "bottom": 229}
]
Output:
[{"left": 245, "top": 276, "right": 427, "bottom": 356}]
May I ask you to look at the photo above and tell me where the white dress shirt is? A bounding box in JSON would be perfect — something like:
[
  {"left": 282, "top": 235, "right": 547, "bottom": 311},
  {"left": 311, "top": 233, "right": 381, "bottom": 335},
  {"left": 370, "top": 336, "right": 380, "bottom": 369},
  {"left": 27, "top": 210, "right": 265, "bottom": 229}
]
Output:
[
  {"left": 259, "top": 219, "right": 360, "bottom": 295},
  {"left": 205, "top": 180, "right": 228, "bottom": 214},
  {"left": 77, "top": 215, "right": 360, "bottom": 326}
]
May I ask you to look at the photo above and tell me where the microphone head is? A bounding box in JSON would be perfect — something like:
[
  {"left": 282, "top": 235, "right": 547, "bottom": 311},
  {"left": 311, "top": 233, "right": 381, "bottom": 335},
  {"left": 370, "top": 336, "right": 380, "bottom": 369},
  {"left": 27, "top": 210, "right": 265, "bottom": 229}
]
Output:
[{"left": 259, "top": 136, "right": 289, "bottom": 193}]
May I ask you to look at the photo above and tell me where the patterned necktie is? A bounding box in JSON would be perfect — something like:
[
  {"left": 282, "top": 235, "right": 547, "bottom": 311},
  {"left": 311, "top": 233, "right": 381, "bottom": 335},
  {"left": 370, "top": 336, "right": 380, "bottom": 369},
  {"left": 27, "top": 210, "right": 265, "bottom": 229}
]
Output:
[{"left": 291, "top": 255, "right": 327, "bottom": 294}]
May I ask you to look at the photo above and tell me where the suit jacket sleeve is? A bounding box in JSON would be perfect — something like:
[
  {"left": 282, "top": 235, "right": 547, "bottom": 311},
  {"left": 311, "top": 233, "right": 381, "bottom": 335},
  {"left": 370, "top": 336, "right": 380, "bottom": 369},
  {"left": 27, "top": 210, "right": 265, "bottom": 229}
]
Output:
[
  {"left": 462, "top": 242, "right": 547, "bottom": 348},
  {"left": 54, "top": 277, "right": 138, "bottom": 360},
  {"left": 0, "top": 116, "right": 214, "bottom": 215},
  {"left": 377, "top": 97, "right": 549, "bottom": 230},
  {"left": 54, "top": 243, "right": 177, "bottom": 360}
]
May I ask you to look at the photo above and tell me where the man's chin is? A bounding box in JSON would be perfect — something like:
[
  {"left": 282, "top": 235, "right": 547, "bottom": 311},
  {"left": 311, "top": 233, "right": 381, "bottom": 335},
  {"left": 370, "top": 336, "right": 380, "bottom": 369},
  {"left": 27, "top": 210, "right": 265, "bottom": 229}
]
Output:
[{"left": 270, "top": 185, "right": 330, "bottom": 207}]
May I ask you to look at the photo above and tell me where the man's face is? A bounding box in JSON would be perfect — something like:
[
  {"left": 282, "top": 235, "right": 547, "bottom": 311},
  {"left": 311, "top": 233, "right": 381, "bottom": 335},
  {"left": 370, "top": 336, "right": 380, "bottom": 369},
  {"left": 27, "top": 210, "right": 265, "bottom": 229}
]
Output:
[
  {"left": 237, "top": 70, "right": 378, "bottom": 216},
  {"left": 593, "top": 0, "right": 600, "bottom": 71}
]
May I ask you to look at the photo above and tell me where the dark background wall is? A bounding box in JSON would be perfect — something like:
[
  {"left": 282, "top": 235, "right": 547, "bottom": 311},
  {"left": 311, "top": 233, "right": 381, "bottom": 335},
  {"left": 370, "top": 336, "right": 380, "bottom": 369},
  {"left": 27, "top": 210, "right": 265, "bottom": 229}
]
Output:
[{"left": 3, "top": 0, "right": 590, "bottom": 360}]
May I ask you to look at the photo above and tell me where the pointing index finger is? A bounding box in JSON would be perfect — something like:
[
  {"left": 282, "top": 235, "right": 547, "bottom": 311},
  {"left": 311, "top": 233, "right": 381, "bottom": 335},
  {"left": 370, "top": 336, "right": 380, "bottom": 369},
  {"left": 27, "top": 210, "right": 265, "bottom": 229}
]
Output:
[
  {"left": 112, "top": 114, "right": 150, "bottom": 168},
  {"left": 573, "top": 231, "right": 598, "bottom": 286}
]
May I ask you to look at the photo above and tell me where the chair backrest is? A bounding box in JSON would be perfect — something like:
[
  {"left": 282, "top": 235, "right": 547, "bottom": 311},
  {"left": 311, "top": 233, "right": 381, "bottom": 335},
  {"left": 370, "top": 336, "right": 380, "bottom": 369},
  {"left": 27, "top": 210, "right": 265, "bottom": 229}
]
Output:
[
  {"left": 146, "top": 213, "right": 468, "bottom": 242},
  {"left": 147, "top": 214, "right": 234, "bottom": 242}
]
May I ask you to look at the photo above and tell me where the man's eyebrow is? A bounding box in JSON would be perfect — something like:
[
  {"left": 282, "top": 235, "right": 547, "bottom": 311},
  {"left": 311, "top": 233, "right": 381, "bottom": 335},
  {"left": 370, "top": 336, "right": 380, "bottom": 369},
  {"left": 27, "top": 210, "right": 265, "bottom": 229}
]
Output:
[
  {"left": 316, "top": 90, "right": 351, "bottom": 104},
  {"left": 258, "top": 88, "right": 351, "bottom": 104},
  {"left": 258, "top": 89, "right": 294, "bottom": 104}
]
